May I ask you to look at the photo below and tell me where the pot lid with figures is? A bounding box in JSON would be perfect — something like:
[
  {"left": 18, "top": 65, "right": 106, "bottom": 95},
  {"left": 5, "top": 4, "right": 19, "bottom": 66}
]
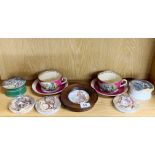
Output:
[
  {"left": 113, "top": 93, "right": 140, "bottom": 113},
  {"left": 9, "top": 95, "right": 35, "bottom": 114},
  {"left": 35, "top": 96, "right": 61, "bottom": 115},
  {"left": 60, "top": 84, "right": 98, "bottom": 112}
]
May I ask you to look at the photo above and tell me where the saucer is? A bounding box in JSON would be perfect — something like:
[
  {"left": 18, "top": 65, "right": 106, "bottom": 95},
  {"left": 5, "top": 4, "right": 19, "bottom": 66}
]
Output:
[
  {"left": 9, "top": 95, "right": 35, "bottom": 114},
  {"left": 32, "top": 79, "right": 68, "bottom": 95},
  {"left": 35, "top": 96, "right": 61, "bottom": 115},
  {"left": 91, "top": 79, "right": 128, "bottom": 97}
]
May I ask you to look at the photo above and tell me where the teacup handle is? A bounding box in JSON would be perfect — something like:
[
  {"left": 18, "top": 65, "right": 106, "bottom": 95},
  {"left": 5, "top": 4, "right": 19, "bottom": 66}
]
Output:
[
  {"left": 61, "top": 77, "right": 68, "bottom": 85},
  {"left": 120, "top": 79, "right": 128, "bottom": 87}
]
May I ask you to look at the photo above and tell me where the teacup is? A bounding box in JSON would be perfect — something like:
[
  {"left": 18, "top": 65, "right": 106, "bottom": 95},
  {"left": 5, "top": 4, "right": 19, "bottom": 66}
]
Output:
[
  {"left": 38, "top": 70, "right": 67, "bottom": 91},
  {"left": 97, "top": 71, "right": 127, "bottom": 93}
]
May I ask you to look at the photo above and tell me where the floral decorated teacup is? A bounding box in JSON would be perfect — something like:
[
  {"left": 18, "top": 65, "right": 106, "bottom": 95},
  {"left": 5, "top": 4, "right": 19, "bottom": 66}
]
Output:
[
  {"left": 97, "top": 71, "right": 127, "bottom": 93},
  {"left": 38, "top": 70, "right": 67, "bottom": 92}
]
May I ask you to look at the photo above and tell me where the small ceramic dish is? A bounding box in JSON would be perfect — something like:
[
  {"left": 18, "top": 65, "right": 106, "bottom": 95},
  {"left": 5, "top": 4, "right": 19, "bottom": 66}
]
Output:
[
  {"left": 129, "top": 80, "right": 154, "bottom": 100},
  {"left": 113, "top": 93, "right": 139, "bottom": 113},
  {"left": 32, "top": 79, "right": 68, "bottom": 95},
  {"left": 2, "top": 77, "right": 26, "bottom": 89},
  {"left": 9, "top": 95, "right": 35, "bottom": 114},
  {"left": 91, "top": 79, "right": 128, "bottom": 97},
  {"left": 60, "top": 84, "right": 98, "bottom": 112},
  {"left": 35, "top": 96, "right": 61, "bottom": 115}
]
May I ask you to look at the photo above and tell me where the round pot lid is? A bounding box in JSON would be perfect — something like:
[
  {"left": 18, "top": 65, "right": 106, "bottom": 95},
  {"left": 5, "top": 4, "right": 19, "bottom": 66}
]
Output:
[
  {"left": 129, "top": 80, "right": 154, "bottom": 92},
  {"left": 60, "top": 84, "right": 98, "bottom": 112},
  {"left": 113, "top": 93, "right": 139, "bottom": 113},
  {"left": 35, "top": 96, "right": 61, "bottom": 115},
  {"left": 9, "top": 95, "right": 35, "bottom": 114},
  {"left": 2, "top": 77, "right": 26, "bottom": 90}
]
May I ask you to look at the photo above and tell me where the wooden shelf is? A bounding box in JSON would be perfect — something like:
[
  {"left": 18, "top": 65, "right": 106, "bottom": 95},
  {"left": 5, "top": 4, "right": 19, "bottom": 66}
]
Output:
[{"left": 0, "top": 81, "right": 155, "bottom": 117}]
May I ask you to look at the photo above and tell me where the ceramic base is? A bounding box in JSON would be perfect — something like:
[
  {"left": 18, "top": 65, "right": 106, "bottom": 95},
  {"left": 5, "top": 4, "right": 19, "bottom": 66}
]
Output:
[
  {"left": 129, "top": 91, "right": 152, "bottom": 101},
  {"left": 5, "top": 85, "right": 26, "bottom": 97}
]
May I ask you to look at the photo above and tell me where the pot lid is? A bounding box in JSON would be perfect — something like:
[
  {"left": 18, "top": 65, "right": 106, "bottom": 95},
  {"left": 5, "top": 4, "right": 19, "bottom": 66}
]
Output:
[
  {"left": 2, "top": 77, "right": 26, "bottom": 89},
  {"left": 129, "top": 80, "right": 154, "bottom": 92}
]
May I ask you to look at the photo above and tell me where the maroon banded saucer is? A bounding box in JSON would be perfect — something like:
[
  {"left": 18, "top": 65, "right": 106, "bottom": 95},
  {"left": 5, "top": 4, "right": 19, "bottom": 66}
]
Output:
[
  {"left": 32, "top": 79, "right": 68, "bottom": 95},
  {"left": 91, "top": 78, "right": 128, "bottom": 97}
]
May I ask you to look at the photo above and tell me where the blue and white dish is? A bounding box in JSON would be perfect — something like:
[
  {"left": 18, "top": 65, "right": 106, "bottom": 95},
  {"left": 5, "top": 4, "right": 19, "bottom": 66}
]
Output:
[{"left": 129, "top": 80, "right": 154, "bottom": 100}]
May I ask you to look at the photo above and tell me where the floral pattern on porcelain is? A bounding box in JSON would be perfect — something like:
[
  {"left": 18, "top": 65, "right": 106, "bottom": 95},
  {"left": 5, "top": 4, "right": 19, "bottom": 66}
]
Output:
[
  {"left": 40, "top": 82, "right": 58, "bottom": 91},
  {"left": 39, "top": 77, "right": 68, "bottom": 91},
  {"left": 100, "top": 83, "right": 118, "bottom": 93}
]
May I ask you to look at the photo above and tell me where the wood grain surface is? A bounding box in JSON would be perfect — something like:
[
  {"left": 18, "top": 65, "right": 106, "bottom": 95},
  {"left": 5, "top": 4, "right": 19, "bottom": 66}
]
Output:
[
  {"left": 149, "top": 53, "right": 155, "bottom": 84},
  {"left": 1, "top": 83, "right": 155, "bottom": 117},
  {"left": 0, "top": 38, "right": 154, "bottom": 80}
]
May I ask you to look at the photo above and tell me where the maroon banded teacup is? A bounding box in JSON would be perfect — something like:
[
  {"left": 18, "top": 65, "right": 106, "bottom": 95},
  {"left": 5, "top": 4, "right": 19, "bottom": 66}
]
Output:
[
  {"left": 97, "top": 71, "right": 127, "bottom": 93},
  {"left": 38, "top": 70, "right": 67, "bottom": 92}
]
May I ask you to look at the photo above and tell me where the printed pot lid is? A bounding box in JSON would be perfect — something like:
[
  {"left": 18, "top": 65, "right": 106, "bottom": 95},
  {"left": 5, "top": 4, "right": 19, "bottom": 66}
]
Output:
[
  {"left": 35, "top": 96, "right": 61, "bottom": 115},
  {"left": 2, "top": 77, "right": 26, "bottom": 90},
  {"left": 113, "top": 93, "right": 139, "bottom": 113},
  {"left": 60, "top": 84, "right": 98, "bottom": 112},
  {"left": 129, "top": 80, "right": 154, "bottom": 92},
  {"left": 9, "top": 95, "right": 35, "bottom": 114}
]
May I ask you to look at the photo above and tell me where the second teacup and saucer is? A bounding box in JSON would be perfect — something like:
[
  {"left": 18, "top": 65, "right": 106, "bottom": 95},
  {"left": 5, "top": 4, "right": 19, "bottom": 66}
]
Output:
[
  {"left": 32, "top": 70, "right": 68, "bottom": 95},
  {"left": 91, "top": 71, "right": 128, "bottom": 96}
]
